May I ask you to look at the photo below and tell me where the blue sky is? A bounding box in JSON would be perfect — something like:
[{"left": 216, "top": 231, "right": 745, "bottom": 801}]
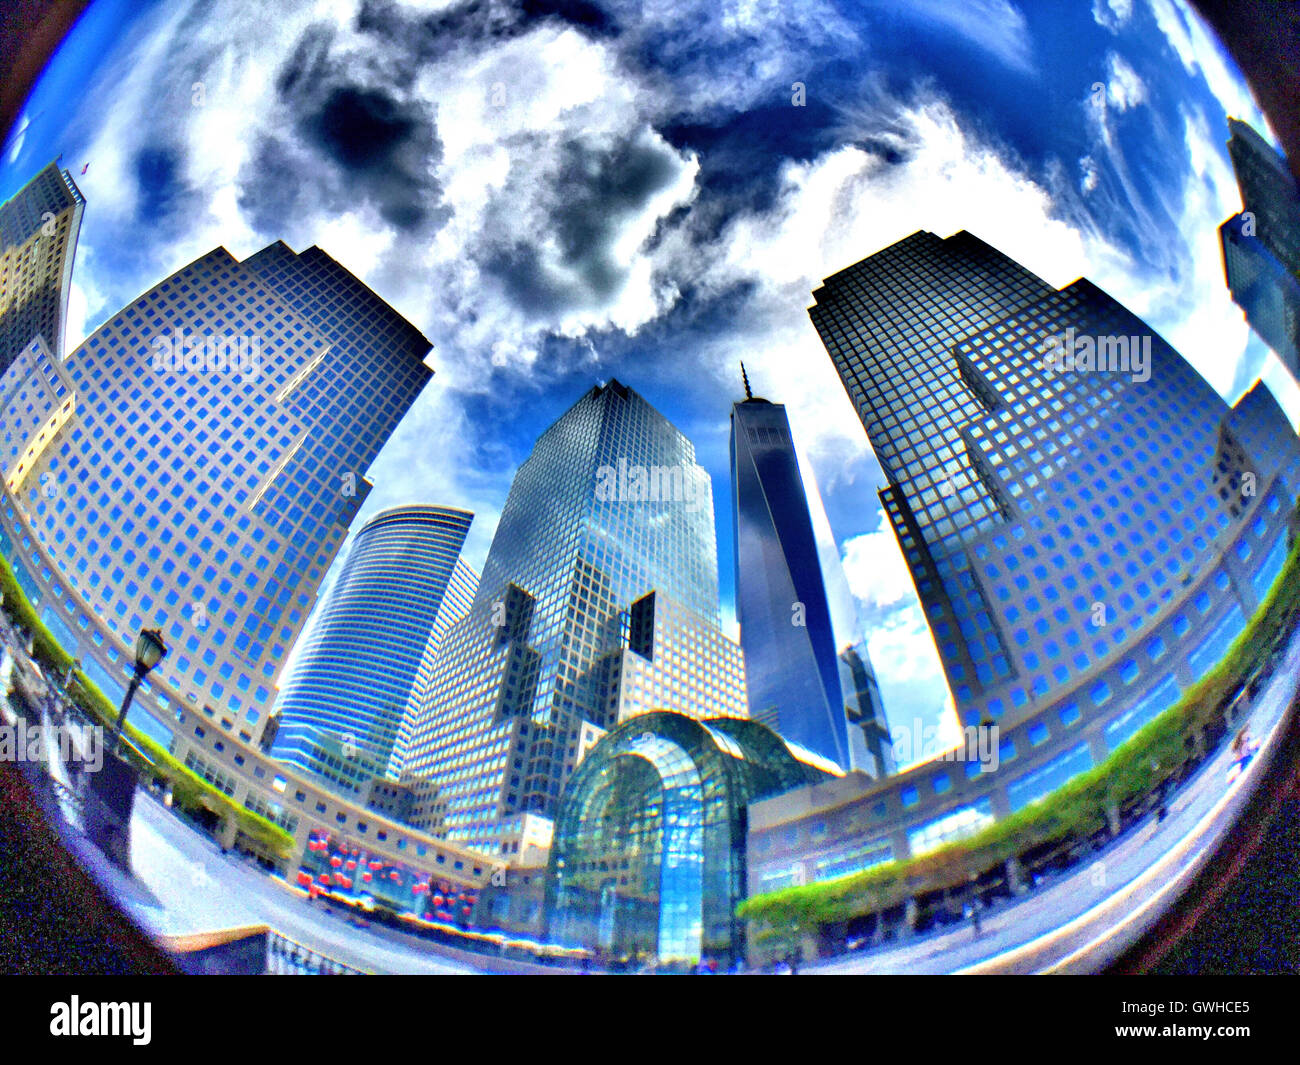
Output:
[{"left": 4, "top": 0, "right": 1296, "bottom": 762}]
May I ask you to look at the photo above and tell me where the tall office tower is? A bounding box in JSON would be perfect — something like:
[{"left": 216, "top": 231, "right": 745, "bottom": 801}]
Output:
[
  {"left": 390, "top": 556, "right": 479, "bottom": 776},
  {"left": 402, "top": 379, "right": 748, "bottom": 854},
  {"left": 1228, "top": 118, "right": 1300, "bottom": 270},
  {"left": 1221, "top": 213, "right": 1300, "bottom": 376},
  {"left": 812, "top": 231, "right": 1300, "bottom": 775},
  {"left": 0, "top": 164, "right": 85, "bottom": 498},
  {"left": 0, "top": 240, "right": 432, "bottom": 746},
  {"left": 0, "top": 161, "right": 84, "bottom": 373},
  {"left": 730, "top": 366, "right": 851, "bottom": 769},
  {"left": 838, "top": 641, "right": 895, "bottom": 779},
  {"left": 270, "top": 505, "right": 473, "bottom": 794},
  {"left": 1219, "top": 118, "right": 1300, "bottom": 378}
]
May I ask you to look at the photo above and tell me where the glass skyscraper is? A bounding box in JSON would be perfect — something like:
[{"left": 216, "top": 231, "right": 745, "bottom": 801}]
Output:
[
  {"left": 0, "top": 162, "right": 84, "bottom": 506},
  {"left": 0, "top": 160, "right": 83, "bottom": 375},
  {"left": 1227, "top": 118, "right": 1300, "bottom": 272},
  {"left": 270, "top": 504, "right": 473, "bottom": 794},
  {"left": 0, "top": 235, "right": 433, "bottom": 747},
  {"left": 391, "top": 555, "right": 478, "bottom": 777},
  {"left": 839, "top": 640, "right": 895, "bottom": 779},
  {"left": 1219, "top": 118, "right": 1300, "bottom": 379},
  {"left": 811, "top": 230, "right": 1300, "bottom": 786},
  {"left": 730, "top": 371, "right": 851, "bottom": 769},
  {"left": 401, "top": 379, "right": 748, "bottom": 854}
]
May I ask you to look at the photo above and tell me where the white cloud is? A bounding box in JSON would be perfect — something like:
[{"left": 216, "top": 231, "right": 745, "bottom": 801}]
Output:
[
  {"left": 64, "top": 282, "right": 88, "bottom": 358},
  {"left": 1079, "top": 153, "right": 1101, "bottom": 194},
  {"left": 865, "top": 604, "right": 952, "bottom": 766},
  {"left": 1105, "top": 52, "right": 1148, "bottom": 112},
  {"left": 841, "top": 521, "right": 914, "bottom": 612},
  {"left": 1092, "top": 0, "right": 1134, "bottom": 32},
  {"left": 1135, "top": 105, "right": 1256, "bottom": 397},
  {"left": 4, "top": 114, "right": 28, "bottom": 165},
  {"left": 1072, "top": 102, "right": 1255, "bottom": 400},
  {"left": 1260, "top": 352, "right": 1300, "bottom": 428},
  {"left": 63, "top": 245, "right": 114, "bottom": 355},
  {"left": 69, "top": 1, "right": 208, "bottom": 236}
]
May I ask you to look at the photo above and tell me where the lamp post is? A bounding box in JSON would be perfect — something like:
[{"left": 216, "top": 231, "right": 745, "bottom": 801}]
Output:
[
  {"left": 84, "top": 628, "right": 166, "bottom": 870},
  {"left": 111, "top": 628, "right": 167, "bottom": 754}
]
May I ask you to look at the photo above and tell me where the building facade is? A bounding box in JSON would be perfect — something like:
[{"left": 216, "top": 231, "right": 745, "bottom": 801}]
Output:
[
  {"left": 270, "top": 505, "right": 474, "bottom": 794},
  {"left": 1221, "top": 212, "right": 1300, "bottom": 377},
  {"left": 390, "top": 554, "right": 478, "bottom": 778},
  {"left": 1219, "top": 117, "right": 1300, "bottom": 378},
  {"left": 730, "top": 374, "right": 852, "bottom": 769},
  {"left": 401, "top": 380, "right": 748, "bottom": 855},
  {"left": 0, "top": 238, "right": 432, "bottom": 748},
  {"left": 771, "top": 229, "right": 1300, "bottom": 889},
  {"left": 360, "top": 773, "right": 447, "bottom": 835}
]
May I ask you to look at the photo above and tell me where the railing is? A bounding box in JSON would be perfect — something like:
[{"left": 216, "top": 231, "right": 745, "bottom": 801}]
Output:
[
  {"left": 265, "top": 930, "right": 367, "bottom": 975},
  {"left": 156, "top": 925, "right": 368, "bottom": 975}
]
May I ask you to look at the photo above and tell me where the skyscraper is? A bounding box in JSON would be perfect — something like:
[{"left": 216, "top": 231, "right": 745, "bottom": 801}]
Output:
[
  {"left": 839, "top": 640, "right": 895, "bottom": 779},
  {"left": 0, "top": 160, "right": 84, "bottom": 374},
  {"left": 811, "top": 230, "right": 1299, "bottom": 794},
  {"left": 270, "top": 505, "right": 473, "bottom": 794},
  {"left": 0, "top": 239, "right": 433, "bottom": 746},
  {"left": 0, "top": 163, "right": 84, "bottom": 508},
  {"left": 730, "top": 366, "right": 851, "bottom": 769},
  {"left": 1219, "top": 117, "right": 1300, "bottom": 378},
  {"left": 390, "top": 555, "right": 478, "bottom": 777},
  {"left": 1227, "top": 118, "right": 1300, "bottom": 270},
  {"left": 401, "top": 379, "right": 748, "bottom": 854},
  {"left": 1221, "top": 212, "right": 1300, "bottom": 377}
]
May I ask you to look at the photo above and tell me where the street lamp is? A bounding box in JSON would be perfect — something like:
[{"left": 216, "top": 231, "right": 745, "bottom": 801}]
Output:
[
  {"left": 111, "top": 628, "right": 167, "bottom": 753},
  {"left": 83, "top": 628, "right": 166, "bottom": 871}
]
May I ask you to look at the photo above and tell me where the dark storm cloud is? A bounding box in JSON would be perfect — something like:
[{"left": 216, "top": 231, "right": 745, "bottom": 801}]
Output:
[
  {"left": 353, "top": 0, "right": 512, "bottom": 76},
  {"left": 484, "top": 131, "right": 688, "bottom": 317},
  {"left": 662, "top": 96, "right": 845, "bottom": 224},
  {"left": 352, "top": 0, "right": 615, "bottom": 72},
  {"left": 238, "top": 21, "right": 448, "bottom": 235},
  {"left": 133, "top": 144, "right": 189, "bottom": 225},
  {"left": 519, "top": 0, "right": 617, "bottom": 36}
]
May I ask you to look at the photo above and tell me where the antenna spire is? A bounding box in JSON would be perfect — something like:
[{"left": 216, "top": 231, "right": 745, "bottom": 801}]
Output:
[{"left": 740, "top": 362, "right": 753, "bottom": 400}]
